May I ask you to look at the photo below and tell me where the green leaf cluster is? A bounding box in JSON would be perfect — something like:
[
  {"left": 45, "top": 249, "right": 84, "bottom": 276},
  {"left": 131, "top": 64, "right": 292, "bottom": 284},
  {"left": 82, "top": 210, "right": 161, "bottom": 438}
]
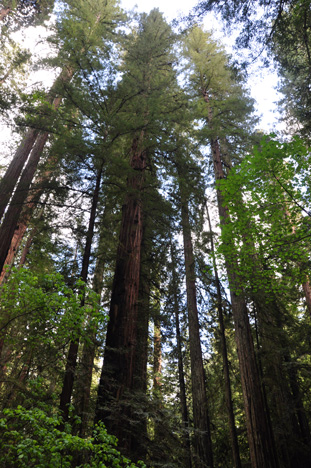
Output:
[{"left": 0, "top": 405, "right": 145, "bottom": 467}]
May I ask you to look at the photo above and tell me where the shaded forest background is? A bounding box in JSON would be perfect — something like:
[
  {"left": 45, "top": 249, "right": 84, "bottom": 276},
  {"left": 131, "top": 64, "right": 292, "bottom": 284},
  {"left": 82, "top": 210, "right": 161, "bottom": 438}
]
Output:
[{"left": 1, "top": 1, "right": 311, "bottom": 467}]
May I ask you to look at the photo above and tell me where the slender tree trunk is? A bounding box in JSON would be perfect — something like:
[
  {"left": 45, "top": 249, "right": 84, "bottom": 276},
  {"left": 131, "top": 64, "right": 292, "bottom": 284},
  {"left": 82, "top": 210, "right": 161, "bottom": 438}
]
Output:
[
  {"left": 206, "top": 205, "right": 242, "bottom": 468},
  {"left": 76, "top": 208, "right": 108, "bottom": 438},
  {"left": 302, "top": 281, "right": 311, "bottom": 316},
  {"left": 179, "top": 180, "right": 213, "bottom": 468},
  {"left": 170, "top": 239, "right": 192, "bottom": 468},
  {"left": 95, "top": 134, "right": 146, "bottom": 455},
  {"left": 153, "top": 304, "right": 162, "bottom": 400},
  {"left": 210, "top": 135, "right": 278, "bottom": 468},
  {"left": 59, "top": 162, "right": 103, "bottom": 426},
  {"left": 0, "top": 66, "right": 73, "bottom": 224},
  {"left": 18, "top": 225, "right": 37, "bottom": 265}
]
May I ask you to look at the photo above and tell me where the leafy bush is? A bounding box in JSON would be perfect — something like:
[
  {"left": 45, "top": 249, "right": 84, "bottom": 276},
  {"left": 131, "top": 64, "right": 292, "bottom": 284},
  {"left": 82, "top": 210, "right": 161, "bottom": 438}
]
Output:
[{"left": 0, "top": 405, "right": 145, "bottom": 468}]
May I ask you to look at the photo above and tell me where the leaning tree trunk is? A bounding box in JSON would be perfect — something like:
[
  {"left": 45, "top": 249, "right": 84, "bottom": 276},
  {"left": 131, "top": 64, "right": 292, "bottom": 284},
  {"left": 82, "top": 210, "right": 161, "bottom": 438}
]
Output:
[
  {"left": 0, "top": 185, "right": 50, "bottom": 284},
  {"left": 178, "top": 174, "right": 214, "bottom": 468},
  {"left": 0, "top": 66, "right": 74, "bottom": 224},
  {"left": 95, "top": 133, "right": 146, "bottom": 456},
  {"left": 0, "top": 132, "right": 49, "bottom": 275},
  {"left": 0, "top": 128, "right": 39, "bottom": 223},
  {"left": 206, "top": 204, "right": 242, "bottom": 468}
]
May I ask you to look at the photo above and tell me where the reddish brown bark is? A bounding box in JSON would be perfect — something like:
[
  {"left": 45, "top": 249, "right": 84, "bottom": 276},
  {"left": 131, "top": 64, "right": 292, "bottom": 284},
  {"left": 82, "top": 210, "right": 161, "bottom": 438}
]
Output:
[
  {"left": 18, "top": 225, "right": 38, "bottom": 266},
  {"left": 0, "top": 67, "right": 75, "bottom": 277},
  {"left": 0, "top": 223, "right": 25, "bottom": 284},
  {"left": 130, "top": 227, "right": 151, "bottom": 462},
  {"left": 179, "top": 178, "right": 213, "bottom": 468},
  {"left": 0, "top": 129, "right": 39, "bottom": 223},
  {"left": 0, "top": 161, "right": 56, "bottom": 284},
  {"left": 95, "top": 134, "right": 146, "bottom": 454},
  {"left": 0, "top": 132, "right": 49, "bottom": 275}
]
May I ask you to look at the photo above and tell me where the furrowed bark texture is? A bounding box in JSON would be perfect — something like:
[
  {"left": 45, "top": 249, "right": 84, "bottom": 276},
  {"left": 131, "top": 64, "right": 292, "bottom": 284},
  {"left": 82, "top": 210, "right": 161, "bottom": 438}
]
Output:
[
  {"left": 0, "top": 186, "right": 48, "bottom": 284},
  {"left": 180, "top": 190, "right": 213, "bottom": 468},
  {"left": 131, "top": 227, "right": 150, "bottom": 462},
  {"left": 95, "top": 135, "right": 146, "bottom": 455}
]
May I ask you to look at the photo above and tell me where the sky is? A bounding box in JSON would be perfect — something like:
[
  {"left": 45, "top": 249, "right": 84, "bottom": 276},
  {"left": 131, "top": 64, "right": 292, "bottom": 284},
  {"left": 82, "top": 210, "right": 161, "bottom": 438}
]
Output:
[{"left": 119, "top": 0, "right": 283, "bottom": 133}]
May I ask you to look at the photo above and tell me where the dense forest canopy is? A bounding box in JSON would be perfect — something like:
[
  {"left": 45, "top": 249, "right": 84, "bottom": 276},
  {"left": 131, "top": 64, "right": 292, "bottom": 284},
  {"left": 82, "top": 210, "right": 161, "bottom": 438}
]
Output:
[{"left": 0, "top": 1, "right": 311, "bottom": 467}]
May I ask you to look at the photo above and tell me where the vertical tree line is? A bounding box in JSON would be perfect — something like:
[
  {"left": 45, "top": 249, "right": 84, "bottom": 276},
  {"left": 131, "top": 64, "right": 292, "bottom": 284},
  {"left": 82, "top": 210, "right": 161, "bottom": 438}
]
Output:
[{"left": 0, "top": 1, "right": 311, "bottom": 467}]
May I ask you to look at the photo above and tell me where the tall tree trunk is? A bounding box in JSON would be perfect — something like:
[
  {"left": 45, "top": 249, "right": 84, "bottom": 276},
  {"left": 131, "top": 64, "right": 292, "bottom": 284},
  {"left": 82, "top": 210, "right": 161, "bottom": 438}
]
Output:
[
  {"left": 59, "top": 162, "right": 103, "bottom": 427},
  {"left": 179, "top": 178, "right": 214, "bottom": 468},
  {"left": 75, "top": 207, "right": 108, "bottom": 438},
  {"left": 0, "top": 132, "right": 49, "bottom": 275},
  {"left": 206, "top": 204, "right": 242, "bottom": 468},
  {"left": 0, "top": 155, "right": 56, "bottom": 283},
  {"left": 0, "top": 65, "right": 73, "bottom": 224},
  {"left": 285, "top": 355, "right": 311, "bottom": 446},
  {"left": 130, "top": 225, "right": 151, "bottom": 462},
  {"left": 302, "top": 281, "right": 311, "bottom": 316},
  {"left": 95, "top": 134, "right": 146, "bottom": 455},
  {"left": 210, "top": 135, "right": 278, "bottom": 468},
  {"left": 0, "top": 64, "right": 74, "bottom": 276},
  {"left": 0, "top": 129, "right": 39, "bottom": 223},
  {"left": 0, "top": 160, "right": 56, "bottom": 284},
  {"left": 153, "top": 302, "right": 162, "bottom": 400},
  {"left": 170, "top": 239, "right": 192, "bottom": 468}
]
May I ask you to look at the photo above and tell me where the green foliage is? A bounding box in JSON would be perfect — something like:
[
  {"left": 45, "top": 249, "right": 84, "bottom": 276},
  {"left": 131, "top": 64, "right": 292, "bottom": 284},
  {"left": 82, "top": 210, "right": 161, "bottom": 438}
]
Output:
[
  {"left": 182, "top": 25, "right": 257, "bottom": 160},
  {"left": 271, "top": 2, "right": 311, "bottom": 139},
  {"left": 0, "top": 266, "right": 103, "bottom": 344},
  {"left": 219, "top": 135, "right": 311, "bottom": 289},
  {"left": 0, "top": 0, "right": 54, "bottom": 31},
  {"left": 0, "top": 405, "right": 145, "bottom": 468},
  {"left": 0, "top": 267, "right": 106, "bottom": 409}
]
